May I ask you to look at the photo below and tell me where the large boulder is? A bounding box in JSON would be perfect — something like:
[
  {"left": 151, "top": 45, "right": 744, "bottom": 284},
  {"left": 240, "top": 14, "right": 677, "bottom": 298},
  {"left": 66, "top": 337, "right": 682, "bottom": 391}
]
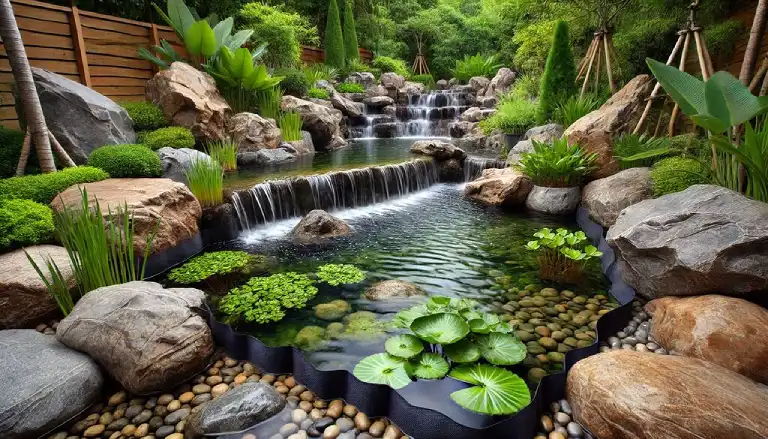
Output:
[
  {"left": 228, "top": 112, "right": 281, "bottom": 152},
  {"left": 581, "top": 167, "right": 653, "bottom": 227},
  {"left": 372, "top": 122, "right": 398, "bottom": 138},
  {"left": 51, "top": 178, "right": 202, "bottom": 255},
  {"left": 484, "top": 68, "right": 516, "bottom": 97},
  {"left": 464, "top": 168, "right": 532, "bottom": 207},
  {"left": 380, "top": 72, "right": 405, "bottom": 90},
  {"left": 400, "top": 81, "right": 426, "bottom": 98},
  {"left": 237, "top": 149, "right": 297, "bottom": 167},
  {"left": 156, "top": 147, "right": 213, "bottom": 183},
  {"left": 567, "top": 350, "right": 768, "bottom": 439},
  {"left": 185, "top": 382, "right": 285, "bottom": 439},
  {"left": 365, "top": 280, "right": 425, "bottom": 301},
  {"left": 363, "top": 96, "right": 395, "bottom": 109},
  {"left": 460, "top": 107, "right": 495, "bottom": 123},
  {"left": 566, "top": 130, "right": 620, "bottom": 179},
  {"left": 646, "top": 295, "right": 768, "bottom": 384},
  {"left": 468, "top": 76, "right": 490, "bottom": 94},
  {"left": 506, "top": 140, "right": 534, "bottom": 165},
  {"left": 525, "top": 124, "right": 564, "bottom": 143},
  {"left": 449, "top": 121, "right": 477, "bottom": 138},
  {"left": 366, "top": 85, "right": 389, "bottom": 98},
  {"left": 526, "top": 186, "right": 581, "bottom": 215},
  {"left": 606, "top": 185, "right": 768, "bottom": 299},
  {"left": 291, "top": 210, "right": 352, "bottom": 241},
  {"left": 284, "top": 130, "right": 315, "bottom": 155},
  {"left": 56, "top": 281, "right": 214, "bottom": 394},
  {"left": 280, "top": 96, "right": 343, "bottom": 151},
  {"left": 0, "top": 330, "right": 103, "bottom": 439},
  {"left": 0, "top": 246, "right": 73, "bottom": 329},
  {"left": 437, "top": 158, "right": 464, "bottom": 182},
  {"left": 331, "top": 91, "right": 363, "bottom": 118},
  {"left": 146, "top": 62, "right": 232, "bottom": 143},
  {"left": 32, "top": 67, "right": 135, "bottom": 164},
  {"left": 411, "top": 140, "right": 466, "bottom": 161},
  {"left": 345, "top": 72, "right": 376, "bottom": 89}
]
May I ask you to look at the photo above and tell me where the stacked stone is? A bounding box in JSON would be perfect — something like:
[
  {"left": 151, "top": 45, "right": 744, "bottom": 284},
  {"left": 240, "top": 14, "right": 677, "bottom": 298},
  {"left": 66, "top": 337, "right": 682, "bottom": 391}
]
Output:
[{"left": 599, "top": 300, "right": 669, "bottom": 355}]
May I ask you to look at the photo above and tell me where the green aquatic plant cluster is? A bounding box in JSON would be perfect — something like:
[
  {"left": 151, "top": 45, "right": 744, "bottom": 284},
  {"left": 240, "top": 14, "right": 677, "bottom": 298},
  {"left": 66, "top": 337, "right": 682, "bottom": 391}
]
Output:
[
  {"left": 525, "top": 228, "right": 602, "bottom": 284},
  {"left": 220, "top": 272, "right": 319, "bottom": 324},
  {"left": 316, "top": 264, "right": 365, "bottom": 286},
  {"left": 169, "top": 251, "right": 267, "bottom": 285},
  {"left": 516, "top": 138, "right": 597, "bottom": 187},
  {"left": 354, "top": 296, "right": 531, "bottom": 416},
  {"left": 335, "top": 82, "right": 366, "bottom": 94}
]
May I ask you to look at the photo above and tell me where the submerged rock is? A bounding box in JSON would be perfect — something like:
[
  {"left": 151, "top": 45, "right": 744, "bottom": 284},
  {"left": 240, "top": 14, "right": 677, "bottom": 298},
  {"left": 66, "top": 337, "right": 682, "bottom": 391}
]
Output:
[
  {"left": 314, "top": 300, "right": 352, "bottom": 321},
  {"left": 525, "top": 186, "right": 581, "bottom": 215},
  {"left": 581, "top": 167, "right": 653, "bottom": 227},
  {"left": 291, "top": 210, "right": 352, "bottom": 241},
  {"left": 464, "top": 167, "right": 532, "bottom": 208},
  {"left": 294, "top": 326, "right": 326, "bottom": 350},
  {"left": 364, "top": 280, "right": 425, "bottom": 301}
]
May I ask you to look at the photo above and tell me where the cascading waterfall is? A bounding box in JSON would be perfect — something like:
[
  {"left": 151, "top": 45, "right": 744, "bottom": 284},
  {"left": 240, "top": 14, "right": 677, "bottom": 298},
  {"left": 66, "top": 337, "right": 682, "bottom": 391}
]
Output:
[{"left": 463, "top": 157, "right": 508, "bottom": 182}]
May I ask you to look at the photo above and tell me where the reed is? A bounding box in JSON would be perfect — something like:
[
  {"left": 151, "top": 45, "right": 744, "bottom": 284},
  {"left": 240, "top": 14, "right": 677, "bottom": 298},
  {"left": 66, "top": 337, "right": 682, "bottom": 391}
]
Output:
[
  {"left": 185, "top": 158, "right": 224, "bottom": 208},
  {"left": 255, "top": 86, "right": 283, "bottom": 120},
  {"left": 278, "top": 111, "right": 303, "bottom": 142},
  {"left": 207, "top": 138, "right": 239, "bottom": 172}
]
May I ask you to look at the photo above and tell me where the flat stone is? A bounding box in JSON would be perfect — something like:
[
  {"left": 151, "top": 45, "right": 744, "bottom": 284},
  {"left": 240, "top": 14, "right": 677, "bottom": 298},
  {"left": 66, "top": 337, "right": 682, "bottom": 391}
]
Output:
[
  {"left": 465, "top": 167, "right": 533, "bottom": 207},
  {"left": 581, "top": 167, "right": 653, "bottom": 227}
]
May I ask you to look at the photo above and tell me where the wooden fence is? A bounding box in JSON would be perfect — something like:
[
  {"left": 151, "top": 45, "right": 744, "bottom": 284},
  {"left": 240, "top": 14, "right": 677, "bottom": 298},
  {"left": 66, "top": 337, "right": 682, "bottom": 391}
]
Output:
[{"left": 0, "top": 0, "right": 373, "bottom": 130}]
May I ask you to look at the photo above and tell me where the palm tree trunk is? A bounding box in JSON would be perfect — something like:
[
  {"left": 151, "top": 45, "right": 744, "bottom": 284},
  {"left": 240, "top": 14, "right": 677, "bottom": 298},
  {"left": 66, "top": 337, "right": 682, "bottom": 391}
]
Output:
[
  {"left": 741, "top": 0, "right": 768, "bottom": 86},
  {"left": 0, "top": 0, "right": 57, "bottom": 173}
]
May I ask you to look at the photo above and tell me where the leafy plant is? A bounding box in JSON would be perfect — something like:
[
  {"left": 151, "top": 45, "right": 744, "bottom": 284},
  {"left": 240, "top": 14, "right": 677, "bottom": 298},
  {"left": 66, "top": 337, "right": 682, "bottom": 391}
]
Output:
[
  {"left": 515, "top": 138, "right": 597, "bottom": 187},
  {"left": 343, "top": 59, "right": 375, "bottom": 76},
  {"left": 449, "top": 364, "right": 530, "bottom": 416},
  {"left": 553, "top": 95, "right": 600, "bottom": 128},
  {"left": 303, "top": 64, "right": 340, "bottom": 86},
  {"left": 324, "top": 0, "right": 346, "bottom": 69},
  {"left": 307, "top": 87, "right": 331, "bottom": 100},
  {"left": 335, "top": 82, "right": 366, "bottom": 93},
  {"left": 0, "top": 166, "right": 109, "bottom": 204},
  {"left": 612, "top": 134, "right": 674, "bottom": 169},
  {"left": 316, "top": 264, "right": 365, "bottom": 286},
  {"left": 207, "top": 47, "right": 285, "bottom": 113},
  {"left": 0, "top": 199, "right": 54, "bottom": 251},
  {"left": 650, "top": 157, "right": 709, "bottom": 197},
  {"left": 480, "top": 98, "right": 538, "bottom": 135},
  {"left": 278, "top": 112, "right": 304, "bottom": 142},
  {"left": 142, "top": 126, "right": 196, "bottom": 151},
  {"left": 238, "top": 2, "right": 319, "bottom": 69},
  {"left": 410, "top": 74, "right": 435, "bottom": 89},
  {"left": 371, "top": 56, "right": 409, "bottom": 77},
  {"left": 537, "top": 21, "right": 577, "bottom": 124},
  {"left": 206, "top": 138, "right": 239, "bottom": 172},
  {"left": 27, "top": 252, "right": 74, "bottom": 316},
  {"left": 254, "top": 87, "right": 283, "bottom": 119},
  {"left": 524, "top": 227, "right": 602, "bottom": 284},
  {"left": 120, "top": 101, "right": 168, "bottom": 131},
  {"left": 275, "top": 68, "right": 310, "bottom": 98},
  {"left": 451, "top": 54, "right": 502, "bottom": 82},
  {"left": 185, "top": 158, "right": 223, "bottom": 207},
  {"left": 88, "top": 144, "right": 163, "bottom": 178},
  {"left": 219, "top": 272, "right": 319, "bottom": 323}
]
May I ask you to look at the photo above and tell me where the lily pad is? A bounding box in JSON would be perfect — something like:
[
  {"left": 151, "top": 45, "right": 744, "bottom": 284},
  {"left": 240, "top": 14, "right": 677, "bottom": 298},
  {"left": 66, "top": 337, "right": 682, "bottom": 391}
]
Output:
[
  {"left": 385, "top": 334, "right": 424, "bottom": 359},
  {"left": 476, "top": 332, "right": 527, "bottom": 365},
  {"left": 411, "top": 313, "right": 470, "bottom": 345},
  {"left": 392, "top": 304, "right": 428, "bottom": 329},
  {"left": 449, "top": 364, "right": 531, "bottom": 415},
  {"left": 409, "top": 353, "right": 450, "bottom": 380},
  {"left": 443, "top": 338, "right": 481, "bottom": 363},
  {"left": 353, "top": 353, "right": 411, "bottom": 389}
]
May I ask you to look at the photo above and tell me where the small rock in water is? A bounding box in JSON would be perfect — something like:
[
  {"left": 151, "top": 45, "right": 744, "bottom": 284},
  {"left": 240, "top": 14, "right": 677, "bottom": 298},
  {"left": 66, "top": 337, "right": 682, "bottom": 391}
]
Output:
[{"left": 293, "top": 409, "right": 308, "bottom": 424}]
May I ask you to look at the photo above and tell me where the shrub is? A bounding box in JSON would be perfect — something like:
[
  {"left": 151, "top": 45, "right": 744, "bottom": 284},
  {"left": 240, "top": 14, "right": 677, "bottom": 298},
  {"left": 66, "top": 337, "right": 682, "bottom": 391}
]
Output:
[
  {"left": 553, "top": 95, "right": 600, "bottom": 128},
  {"left": 371, "top": 56, "right": 409, "bottom": 77},
  {"left": 185, "top": 158, "right": 223, "bottom": 208},
  {"left": 0, "top": 126, "right": 28, "bottom": 178},
  {"left": 120, "top": 101, "right": 167, "bottom": 131},
  {"left": 612, "top": 134, "right": 674, "bottom": 169},
  {"left": 525, "top": 227, "right": 602, "bottom": 284},
  {"left": 87, "top": 144, "right": 162, "bottom": 178},
  {"left": 275, "top": 68, "right": 310, "bottom": 98},
  {"left": 537, "top": 21, "right": 577, "bottom": 124},
  {"left": 0, "top": 166, "right": 109, "bottom": 204},
  {"left": 335, "top": 82, "right": 365, "bottom": 93},
  {"left": 480, "top": 99, "right": 538, "bottom": 135},
  {"left": 0, "top": 199, "right": 54, "bottom": 251},
  {"left": 142, "top": 126, "right": 195, "bottom": 151},
  {"left": 238, "top": 3, "right": 319, "bottom": 69},
  {"left": 451, "top": 53, "right": 502, "bottom": 82},
  {"left": 219, "top": 272, "right": 319, "bottom": 323},
  {"left": 303, "top": 64, "right": 340, "bottom": 86},
  {"left": 316, "top": 264, "right": 365, "bottom": 286},
  {"left": 324, "top": 0, "right": 346, "bottom": 69},
  {"left": 343, "top": 59, "right": 375, "bottom": 76},
  {"left": 650, "top": 157, "right": 709, "bottom": 197},
  {"left": 278, "top": 112, "right": 304, "bottom": 142},
  {"left": 516, "top": 138, "right": 597, "bottom": 187},
  {"left": 410, "top": 74, "right": 435, "bottom": 89},
  {"left": 307, "top": 88, "right": 331, "bottom": 100},
  {"left": 668, "top": 134, "right": 710, "bottom": 160},
  {"left": 342, "top": 0, "right": 360, "bottom": 63}
]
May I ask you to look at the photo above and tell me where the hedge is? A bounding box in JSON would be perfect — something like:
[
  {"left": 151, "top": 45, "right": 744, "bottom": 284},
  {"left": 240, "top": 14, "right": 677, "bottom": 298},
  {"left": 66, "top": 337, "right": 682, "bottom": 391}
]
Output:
[
  {"left": 88, "top": 144, "right": 163, "bottom": 178},
  {"left": 0, "top": 198, "right": 55, "bottom": 251},
  {"left": 120, "top": 101, "right": 168, "bottom": 131},
  {"left": 142, "top": 126, "right": 196, "bottom": 151},
  {"left": 0, "top": 166, "right": 109, "bottom": 204}
]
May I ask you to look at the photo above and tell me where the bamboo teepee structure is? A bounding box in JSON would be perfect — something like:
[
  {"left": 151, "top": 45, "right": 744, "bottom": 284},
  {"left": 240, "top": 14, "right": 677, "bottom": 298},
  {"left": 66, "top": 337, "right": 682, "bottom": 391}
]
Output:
[
  {"left": 412, "top": 34, "right": 430, "bottom": 76},
  {"left": 576, "top": 27, "right": 617, "bottom": 98}
]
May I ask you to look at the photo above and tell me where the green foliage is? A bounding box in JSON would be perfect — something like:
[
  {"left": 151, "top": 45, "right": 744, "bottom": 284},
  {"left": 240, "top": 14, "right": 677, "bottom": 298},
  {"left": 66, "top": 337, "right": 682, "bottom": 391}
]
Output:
[
  {"left": 277, "top": 112, "right": 304, "bottom": 142},
  {"left": 275, "top": 68, "right": 310, "bottom": 98},
  {"left": 142, "top": 126, "right": 196, "bottom": 150},
  {"left": 0, "top": 166, "right": 109, "bottom": 204},
  {"left": 206, "top": 138, "right": 239, "bottom": 172},
  {"left": 451, "top": 53, "right": 501, "bottom": 82},
  {"left": 711, "top": 123, "right": 768, "bottom": 202},
  {"left": 0, "top": 126, "right": 28, "bottom": 178},
  {"left": 26, "top": 251, "right": 74, "bottom": 316},
  {"left": 614, "top": 18, "right": 678, "bottom": 79},
  {"left": 169, "top": 251, "right": 262, "bottom": 284},
  {"left": 650, "top": 157, "right": 709, "bottom": 197},
  {"left": 449, "top": 364, "right": 531, "bottom": 416},
  {"left": 409, "top": 74, "right": 435, "bottom": 89},
  {"left": 87, "top": 144, "right": 162, "bottom": 178},
  {"left": 342, "top": 0, "right": 360, "bottom": 63},
  {"left": 303, "top": 64, "right": 340, "bottom": 86},
  {"left": 612, "top": 134, "right": 674, "bottom": 169},
  {"left": 516, "top": 138, "right": 597, "bottom": 187},
  {"left": 185, "top": 158, "right": 223, "bottom": 207},
  {"left": 0, "top": 199, "right": 54, "bottom": 251},
  {"left": 553, "top": 95, "right": 601, "bottom": 128},
  {"left": 668, "top": 134, "right": 710, "bottom": 161},
  {"left": 324, "top": 0, "right": 346, "bottom": 69},
  {"left": 316, "top": 263, "right": 365, "bottom": 285},
  {"left": 524, "top": 227, "right": 602, "bottom": 284},
  {"left": 371, "top": 56, "right": 409, "bottom": 77},
  {"left": 704, "top": 20, "right": 746, "bottom": 61},
  {"left": 335, "top": 82, "right": 365, "bottom": 93},
  {"left": 480, "top": 99, "right": 538, "bottom": 135},
  {"left": 207, "top": 46, "right": 285, "bottom": 112},
  {"left": 343, "top": 59, "right": 375, "bottom": 76},
  {"left": 537, "top": 21, "right": 577, "bottom": 124},
  {"left": 219, "top": 272, "right": 319, "bottom": 323},
  {"left": 254, "top": 87, "right": 283, "bottom": 119},
  {"left": 307, "top": 88, "right": 331, "bottom": 100},
  {"left": 120, "top": 101, "right": 168, "bottom": 131}
]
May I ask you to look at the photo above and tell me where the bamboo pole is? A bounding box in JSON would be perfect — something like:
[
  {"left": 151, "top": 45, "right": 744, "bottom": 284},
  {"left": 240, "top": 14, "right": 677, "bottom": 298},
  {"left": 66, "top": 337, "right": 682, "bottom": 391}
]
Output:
[
  {"left": 633, "top": 33, "right": 686, "bottom": 135},
  {"left": 668, "top": 31, "right": 692, "bottom": 137},
  {"left": 580, "top": 34, "right": 601, "bottom": 99},
  {"left": 594, "top": 41, "right": 602, "bottom": 92},
  {"left": 693, "top": 29, "right": 710, "bottom": 80},
  {"left": 603, "top": 31, "right": 616, "bottom": 93},
  {"left": 577, "top": 38, "right": 597, "bottom": 79}
]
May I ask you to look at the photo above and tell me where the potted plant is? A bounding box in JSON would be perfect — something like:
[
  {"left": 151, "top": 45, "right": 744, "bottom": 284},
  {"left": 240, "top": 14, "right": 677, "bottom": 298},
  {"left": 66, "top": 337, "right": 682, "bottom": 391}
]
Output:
[
  {"left": 515, "top": 138, "right": 596, "bottom": 215},
  {"left": 524, "top": 227, "right": 603, "bottom": 284},
  {"left": 479, "top": 98, "right": 538, "bottom": 150}
]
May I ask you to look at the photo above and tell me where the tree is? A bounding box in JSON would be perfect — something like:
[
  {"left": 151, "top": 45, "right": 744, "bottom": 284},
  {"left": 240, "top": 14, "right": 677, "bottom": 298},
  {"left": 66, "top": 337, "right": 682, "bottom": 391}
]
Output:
[
  {"left": 0, "top": 0, "right": 57, "bottom": 173},
  {"left": 740, "top": 0, "right": 768, "bottom": 86},
  {"left": 342, "top": 0, "right": 359, "bottom": 63},
  {"left": 537, "top": 20, "right": 577, "bottom": 124},
  {"left": 324, "top": 0, "right": 345, "bottom": 68}
]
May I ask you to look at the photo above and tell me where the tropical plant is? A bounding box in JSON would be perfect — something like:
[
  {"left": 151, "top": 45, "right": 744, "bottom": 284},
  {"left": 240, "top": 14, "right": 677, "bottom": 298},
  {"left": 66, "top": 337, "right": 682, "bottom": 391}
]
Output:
[
  {"left": 515, "top": 138, "right": 597, "bottom": 187},
  {"left": 0, "top": 166, "right": 109, "bottom": 204},
  {"left": 343, "top": 59, "right": 374, "bottom": 76},
  {"left": 371, "top": 56, "right": 409, "bottom": 77},
  {"left": 480, "top": 99, "right": 538, "bottom": 135},
  {"left": 524, "top": 227, "right": 602, "bottom": 284},
  {"left": 307, "top": 87, "right": 331, "bottom": 100},
  {"left": 88, "top": 144, "right": 163, "bottom": 178},
  {"left": 537, "top": 21, "right": 577, "bottom": 124},
  {"left": 120, "top": 101, "right": 168, "bottom": 131},
  {"left": 206, "top": 138, "right": 238, "bottom": 172},
  {"left": 254, "top": 87, "right": 283, "bottom": 120},
  {"left": 169, "top": 250, "right": 268, "bottom": 293},
  {"left": 278, "top": 112, "right": 303, "bottom": 142},
  {"left": 0, "top": 198, "right": 54, "bottom": 251},
  {"left": 303, "top": 64, "right": 340, "bottom": 86},
  {"left": 650, "top": 157, "right": 709, "bottom": 197},
  {"left": 342, "top": 0, "right": 360, "bottom": 63},
  {"left": 335, "top": 82, "right": 365, "bottom": 93},
  {"left": 184, "top": 158, "right": 223, "bottom": 207},
  {"left": 451, "top": 54, "right": 502, "bottom": 82},
  {"left": 612, "top": 134, "right": 674, "bottom": 169},
  {"left": 324, "top": 0, "right": 345, "bottom": 69},
  {"left": 354, "top": 296, "right": 530, "bottom": 416},
  {"left": 553, "top": 95, "right": 601, "bottom": 128},
  {"left": 219, "top": 272, "right": 319, "bottom": 323},
  {"left": 275, "top": 68, "right": 310, "bottom": 98},
  {"left": 316, "top": 264, "right": 365, "bottom": 286},
  {"left": 207, "top": 46, "right": 285, "bottom": 113},
  {"left": 142, "top": 126, "right": 196, "bottom": 150}
]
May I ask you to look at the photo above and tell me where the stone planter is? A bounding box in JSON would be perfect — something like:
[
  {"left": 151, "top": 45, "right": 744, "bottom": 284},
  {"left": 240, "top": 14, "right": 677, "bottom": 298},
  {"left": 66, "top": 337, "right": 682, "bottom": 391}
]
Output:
[
  {"left": 525, "top": 185, "right": 581, "bottom": 215},
  {"left": 505, "top": 133, "right": 524, "bottom": 151}
]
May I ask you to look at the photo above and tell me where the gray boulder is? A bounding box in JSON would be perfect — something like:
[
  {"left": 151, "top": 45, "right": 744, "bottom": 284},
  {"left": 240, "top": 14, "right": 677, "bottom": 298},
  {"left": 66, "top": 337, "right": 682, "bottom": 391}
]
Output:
[
  {"left": 399, "top": 81, "right": 426, "bottom": 97},
  {"left": 411, "top": 140, "right": 466, "bottom": 161},
  {"left": 468, "top": 76, "right": 490, "bottom": 94},
  {"left": 33, "top": 67, "right": 135, "bottom": 164},
  {"left": 525, "top": 124, "right": 564, "bottom": 143},
  {"left": 449, "top": 121, "right": 477, "bottom": 138},
  {"left": 0, "top": 330, "right": 103, "bottom": 439},
  {"left": 465, "top": 168, "right": 533, "bottom": 208},
  {"left": 291, "top": 210, "right": 352, "bottom": 241},
  {"left": 582, "top": 167, "right": 653, "bottom": 228},
  {"left": 506, "top": 140, "right": 534, "bottom": 165},
  {"left": 380, "top": 72, "right": 406, "bottom": 90},
  {"left": 526, "top": 186, "right": 581, "bottom": 215},
  {"left": 436, "top": 79, "right": 449, "bottom": 90},
  {"left": 345, "top": 72, "right": 376, "bottom": 89},
  {"left": 366, "top": 85, "right": 389, "bottom": 98},
  {"left": 372, "top": 122, "right": 398, "bottom": 138},
  {"left": 237, "top": 149, "right": 297, "bottom": 167},
  {"left": 479, "top": 96, "right": 497, "bottom": 108},
  {"left": 607, "top": 185, "right": 768, "bottom": 300},
  {"left": 281, "top": 96, "right": 343, "bottom": 151},
  {"left": 331, "top": 91, "right": 363, "bottom": 118},
  {"left": 157, "top": 147, "right": 213, "bottom": 183},
  {"left": 363, "top": 96, "right": 395, "bottom": 109},
  {"left": 484, "top": 68, "right": 516, "bottom": 97},
  {"left": 56, "top": 281, "right": 214, "bottom": 394},
  {"left": 184, "top": 383, "right": 285, "bottom": 439},
  {"left": 285, "top": 131, "right": 315, "bottom": 155},
  {"left": 365, "top": 280, "right": 425, "bottom": 301},
  {"left": 460, "top": 107, "right": 495, "bottom": 123}
]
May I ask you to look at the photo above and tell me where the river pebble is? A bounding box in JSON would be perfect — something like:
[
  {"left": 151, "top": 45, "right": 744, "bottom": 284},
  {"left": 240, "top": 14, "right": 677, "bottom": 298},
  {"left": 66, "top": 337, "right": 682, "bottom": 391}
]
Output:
[
  {"left": 600, "top": 299, "right": 670, "bottom": 355},
  {"left": 533, "top": 398, "right": 593, "bottom": 439}
]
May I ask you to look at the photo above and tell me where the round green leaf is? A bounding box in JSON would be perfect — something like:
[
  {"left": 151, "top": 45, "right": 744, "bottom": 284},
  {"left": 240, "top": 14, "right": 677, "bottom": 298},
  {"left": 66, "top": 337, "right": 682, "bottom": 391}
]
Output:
[
  {"left": 410, "top": 353, "right": 449, "bottom": 380},
  {"left": 468, "top": 319, "right": 491, "bottom": 334},
  {"left": 476, "top": 332, "right": 527, "bottom": 366},
  {"left": 353, "top": 353, "right": 411, "bottom": 389},
  {"left": 392, "top": 304, "right": 428, "bottom": 329},
  {"left": 449, "top": 364, "right": 531, "bottom": 415},
  {"left": 385, "top": 335, "right": 424, "bottom": 359},
  {"left": 410, "top": 313, "right": 470, "bottom": 345},
  {"left": 443, "top": 338, "right": 481, "bottom": 363}
]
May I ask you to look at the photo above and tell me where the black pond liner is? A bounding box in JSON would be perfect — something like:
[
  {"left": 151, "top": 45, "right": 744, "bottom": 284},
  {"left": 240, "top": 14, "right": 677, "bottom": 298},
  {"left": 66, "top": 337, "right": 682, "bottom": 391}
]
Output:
[{"left": 200, "top": 207, "right": 638, "bottom": 439}]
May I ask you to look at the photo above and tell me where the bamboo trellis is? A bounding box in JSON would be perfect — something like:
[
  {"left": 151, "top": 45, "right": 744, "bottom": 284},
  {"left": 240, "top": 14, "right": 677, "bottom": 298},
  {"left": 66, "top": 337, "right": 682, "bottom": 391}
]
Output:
[
  {"left": 576, "top": 28, "right": 618, "bottom": 98},
  {"left": 412, "top": 34, "right": 430, "bottom": 76}
]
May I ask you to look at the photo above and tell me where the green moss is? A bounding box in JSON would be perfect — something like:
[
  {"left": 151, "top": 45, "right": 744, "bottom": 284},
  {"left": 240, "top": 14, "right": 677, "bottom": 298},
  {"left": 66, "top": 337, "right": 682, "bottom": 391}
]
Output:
[
  {"left": 0, "top": 166, "right": 109, "bottom": 204},
  {"left": 335, "top": 82, "right": 366, "bottom": 93},
  {"left": 650, "top": 157, "right": 709, "bottom": 197},
  {"left": 324, "top": 0, "right": 345, "bottom": 69},
  {"left": 314, "top": 299, "right": 352, "bottom": 321},
  {"left": 537, "top": 20, "right": 576, "bottom": 124},
  {"left": 87, "top": 144, "right": 162, "bottom": 178},
  {"left": 371, "top": 56, "right": 409, "bottom": 77},
  {"left": 0, "top": 198, "right": 55, "bottom": 251},
  {"left": 325, "top": 322, "right": 345, "bottom": 339},
  {"left": 120, "top": 101, "right": 168, "bottom": 131},
  {"left": 342, "top": 0, "right": 359, "bottom": 63},
  {"left": 294, "top": 325, "right": 327, "bottom": 350},
  {"left": 307, "top": 88, "right": 331, "bottom": 100},
  {"left": 142, "top": 126, "right": 195, "bottom": 151}
]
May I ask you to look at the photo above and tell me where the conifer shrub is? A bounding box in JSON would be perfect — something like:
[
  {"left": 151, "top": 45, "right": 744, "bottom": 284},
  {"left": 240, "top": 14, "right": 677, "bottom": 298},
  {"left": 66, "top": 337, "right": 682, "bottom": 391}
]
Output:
[
  {"left": 342, "top": 0, "right": 359, "bottom": 63},
  {"left": 537, "top": 20, "right": 577, "bottom": 124},
  {"left": 324, "top": 0, "right": 345, "bottom": 69}
]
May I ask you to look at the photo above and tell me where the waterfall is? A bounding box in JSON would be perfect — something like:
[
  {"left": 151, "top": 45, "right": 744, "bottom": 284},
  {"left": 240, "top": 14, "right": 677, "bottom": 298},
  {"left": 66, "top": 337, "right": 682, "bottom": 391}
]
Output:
[
  {"left": 463, "top": 157, "right": 508, "bottom": 182},
  {"left": 232, "top": 160, "right": 440, "bottom": 230}
]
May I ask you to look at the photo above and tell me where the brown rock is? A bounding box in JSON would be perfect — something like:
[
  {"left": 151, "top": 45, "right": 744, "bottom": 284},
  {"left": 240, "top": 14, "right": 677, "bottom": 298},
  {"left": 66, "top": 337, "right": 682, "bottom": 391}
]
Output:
[
  {"left": 291, "top": 210, "right": 352, "bottom": 241},
  {"left": 0, "top": 246, "right": 74, "bottom": 329},
  {"left": 228, "top": 112, "right": 281, "bottom": 151},
  {"left": 50, "top": 178, "right": 202, "bottom": 255},
  {"left": 146, "top": 62, "right": 231, "bottom": 142},
  {"left": 410, "top": 140, "right": 466, "bottom": 161},
  {"left": 567, "top": 350, "right": 768, "bottom": 439},
  {"left": 566, "top": 130, "right": 619, "bottom": 179},
  {"left": 581, "top": 167, "right": 653, "bottom": 227},
  {"left": 464, "top": 168, "right": 533, "bottom": 208},
  {"left": 646, "top": 295, "right": 768, "bottom": 383},
  {"left": 364, "top": 280, "right": 424, "bottom": 301}
]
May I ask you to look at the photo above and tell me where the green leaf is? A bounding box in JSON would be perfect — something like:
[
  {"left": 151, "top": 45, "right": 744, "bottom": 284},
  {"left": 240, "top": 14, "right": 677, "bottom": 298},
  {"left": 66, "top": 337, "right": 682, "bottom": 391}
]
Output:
[
  {"left": 646, "top": 58, "right": 707, "bottom": 117},
  {"left": 476, "top": 332, "right": 527, "bottom": 366},
  {"left": 410, "top": 353, "right": 449, "bottom": 379},
  {"left": 690, "top": 115, "right": 729, "bottom": 134},
  {"left": 449, "top": 364, "right": 531, "bottom": 415},
  {"left": 410, "top": 313, "right": 470, "bottom": 345},
  {"left": 385, "top": 334, "right": 424, "bottom": 359},
  {"left": 703, "top": 73, "right": 731, "bottom": 130},
  {"left": 525, "top": 241, "right": 540, "bottom": 250},
  {"left": 443, "top": 338, "right": 481, "bottom": 363},
  {"left": 353, "top": 353, "right": 411, "bottom": 389},
  {"left": 392, "top": 304, "right": 428, "bottom": 329},
  {"left": 167, "top": 0, "right": 196, "bottom": 34},
  {"left": 468, "top": 319, "right": 491, "bottom": 334},
  {"left": 429, "top": 296, "right": 452, "bottom": 306},
  {"left": 212, "top": 17, "right": 233, "bottom": 50},
  {"left": 185, "top": 20, "right": 217, "bottom": 57},
  {"left": 709, "top": 71, "right": 768, "bottom": 126},
  {"left": 226, "top": 30, "right": 255, "bottom": 52}
]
